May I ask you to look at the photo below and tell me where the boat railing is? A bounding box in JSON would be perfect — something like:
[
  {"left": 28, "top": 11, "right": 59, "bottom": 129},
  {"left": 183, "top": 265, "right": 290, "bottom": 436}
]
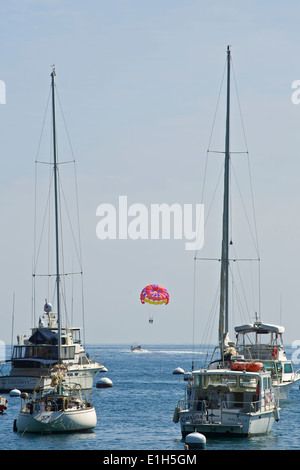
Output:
[
  {"left": 238, "top": 345, "right": 281, "bottom": 361},
  {"left": 25, "top": 398, "right": 60, "bottom": 413},
  {"left": 178, "top": 393, "right": 275, "bottom": 422}
]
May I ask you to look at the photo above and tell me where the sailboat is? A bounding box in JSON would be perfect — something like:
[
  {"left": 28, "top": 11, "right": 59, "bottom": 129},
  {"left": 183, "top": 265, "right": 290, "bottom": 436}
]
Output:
[
  {"left": 14, "top": 68, "right": 97, "bottom": 433},
  {"left": 0, "top": 68, "right": 103, "bottom": 395},
  {"left": 14, "top": 363, "right": 97, "bottom": 433},
  {"left": 173, "top": 47, "right": 280, "bottom": 438}
]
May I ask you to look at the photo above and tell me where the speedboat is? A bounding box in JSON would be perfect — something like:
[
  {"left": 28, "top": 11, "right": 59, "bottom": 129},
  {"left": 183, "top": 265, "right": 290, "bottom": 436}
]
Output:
[{"left": 131, "top": 345, "right": 143, "bottom": 352}]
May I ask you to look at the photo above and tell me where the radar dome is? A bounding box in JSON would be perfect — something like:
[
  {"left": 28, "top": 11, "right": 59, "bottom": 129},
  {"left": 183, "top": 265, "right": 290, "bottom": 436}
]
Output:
[{"left": 44, "top": 302, "right": 53, "bottom": 313}]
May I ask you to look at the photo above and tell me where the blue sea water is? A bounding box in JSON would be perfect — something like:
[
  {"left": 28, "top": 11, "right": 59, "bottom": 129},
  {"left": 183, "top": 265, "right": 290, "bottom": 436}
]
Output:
[{"left": 0, "top": 344, "right": 299, "bottom": 451}]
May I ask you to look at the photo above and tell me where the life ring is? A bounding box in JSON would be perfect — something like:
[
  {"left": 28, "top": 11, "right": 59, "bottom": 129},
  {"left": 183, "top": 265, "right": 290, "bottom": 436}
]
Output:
[{"left": 272, "top": 347, "right": 278, "bottom": 359}]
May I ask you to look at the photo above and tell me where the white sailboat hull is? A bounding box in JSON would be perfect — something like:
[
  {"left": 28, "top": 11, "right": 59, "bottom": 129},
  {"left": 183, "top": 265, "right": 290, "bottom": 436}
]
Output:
[{"left": 15, "top": 406, "right": 97, "bottom": 433}]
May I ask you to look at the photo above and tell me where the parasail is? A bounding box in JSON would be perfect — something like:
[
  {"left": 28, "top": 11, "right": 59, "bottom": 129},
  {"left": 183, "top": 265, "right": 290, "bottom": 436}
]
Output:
[
  {"left": 140, "top": 284, "right": 169, "bottom": 323},
  {"left": 140, "top": 284, "right": 169, "bottom": 306}
]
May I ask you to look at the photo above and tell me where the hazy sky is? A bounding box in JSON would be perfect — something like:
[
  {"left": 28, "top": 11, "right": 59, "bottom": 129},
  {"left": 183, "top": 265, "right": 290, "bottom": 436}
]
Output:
[{"left": 1, "top": 0, "right": 300, "bottom": 347}]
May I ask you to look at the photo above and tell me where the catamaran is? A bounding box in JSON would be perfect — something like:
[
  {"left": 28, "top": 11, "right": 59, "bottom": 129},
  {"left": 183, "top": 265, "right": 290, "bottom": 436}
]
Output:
[{"left": 174, "top": 47, "right": 280, "bottom": 438}]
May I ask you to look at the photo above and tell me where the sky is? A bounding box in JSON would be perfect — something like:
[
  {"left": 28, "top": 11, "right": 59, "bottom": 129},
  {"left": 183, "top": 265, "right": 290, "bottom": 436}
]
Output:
[{"left": 1, "top": 0, "right": 300, "bottom": 347}]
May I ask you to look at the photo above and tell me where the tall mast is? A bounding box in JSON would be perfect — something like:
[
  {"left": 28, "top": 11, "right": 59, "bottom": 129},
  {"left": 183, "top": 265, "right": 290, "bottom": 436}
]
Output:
[
  {"left": 51, "top": 67, "right": 62, "bottom": 363},
  {"left": 218, "top": 46, "right": 231, "bottom": 354}
]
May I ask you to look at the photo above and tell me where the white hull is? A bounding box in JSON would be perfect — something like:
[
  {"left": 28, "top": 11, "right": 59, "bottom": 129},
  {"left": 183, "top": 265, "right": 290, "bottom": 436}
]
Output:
[
  {"left": 174, "top": 367, "right": 280, "bottom": 439},
  {"left": 274, "top": 378, "right": 300, "bottom": 401},
  {"left": 0, "top": 366, "right": 100, "bottom": 392},
  {"left": 16, "top": 406, "right": 97, "bottom": 433},
  {"left": 179, "top": 408, "right": 277, "bottom": 438}
]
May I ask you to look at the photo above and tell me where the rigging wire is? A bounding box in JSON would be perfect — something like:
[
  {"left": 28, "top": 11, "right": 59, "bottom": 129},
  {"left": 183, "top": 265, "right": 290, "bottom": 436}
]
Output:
[
  {"left": 191, "top": 59, "right": 228, "bottom": 361},
  {"left": 192, "top": 57, "right": 227, "bottom": 360},
  {"left": 206, "top": 58, "right": 227, "bottom": 153},
  {"left": 231, "top": 58, "right": 260, "bottom": 256},
  {"left": 32, "top": 79, "right": 86, "bottom": 340},
  {"left": 56, "top": 86, "right": 86, "bottom": 343},
  {"left": 192, "top": 51, "right": 262, "bottom": 354},
  {"left": 33, "top": 86, "right": 51, "bottom": 324}
]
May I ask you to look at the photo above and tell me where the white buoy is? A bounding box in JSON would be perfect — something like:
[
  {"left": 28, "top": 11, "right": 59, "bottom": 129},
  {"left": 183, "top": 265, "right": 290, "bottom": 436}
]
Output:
[
  {"left": 100, "top": 366, "right": 108, "bottom": 373},
  {"left": 96, "top": 377, "right": 113, "bottom": 388},
  {"left": 10, "top": 389, "right": 21, "bottom": 397},
  {"left": 185, "top": 432, "right": 206, "bottom": 449},
  {"left": 173, "top": 367, "right": 185, "bottom": 375}
]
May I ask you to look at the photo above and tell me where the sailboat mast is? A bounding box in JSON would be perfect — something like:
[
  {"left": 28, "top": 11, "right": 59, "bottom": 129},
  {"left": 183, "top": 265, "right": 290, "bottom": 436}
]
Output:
[
  {"left": 51, "top": 67, "right": 62, "bottom": 364},
  {"left": 219, "top": 46, "right": 231, "bottom": 353}
]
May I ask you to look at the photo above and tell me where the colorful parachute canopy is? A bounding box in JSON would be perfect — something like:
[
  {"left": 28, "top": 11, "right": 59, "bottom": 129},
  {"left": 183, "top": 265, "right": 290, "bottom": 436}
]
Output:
[{"left": 140, "top": 284, "right": 169, "bottom": 306}]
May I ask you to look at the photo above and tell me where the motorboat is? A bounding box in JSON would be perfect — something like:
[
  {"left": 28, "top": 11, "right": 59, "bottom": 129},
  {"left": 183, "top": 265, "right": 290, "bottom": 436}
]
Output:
[
  {"left": 131, "top": 345, "right": 143, "bottom": 352},
  {"left": 235, "top": 321, "right": 300, "bottom": 400},
  {"left": 0, "top": 303, "right": 103, "bottom": 392},
  {"left": 174, "top": 367, "right": 279, "bottom": 437}
]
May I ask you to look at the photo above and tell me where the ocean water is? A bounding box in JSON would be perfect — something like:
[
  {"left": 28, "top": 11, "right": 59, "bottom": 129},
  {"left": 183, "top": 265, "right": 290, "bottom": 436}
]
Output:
[{"left": 0, "top": 343, "right": 300, "bottom": 451}]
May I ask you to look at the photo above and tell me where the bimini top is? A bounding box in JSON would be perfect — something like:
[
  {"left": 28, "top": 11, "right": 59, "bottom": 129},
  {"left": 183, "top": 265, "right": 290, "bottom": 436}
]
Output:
[{"left": 234, "top": 322, "right": 285, "bottom": 335}]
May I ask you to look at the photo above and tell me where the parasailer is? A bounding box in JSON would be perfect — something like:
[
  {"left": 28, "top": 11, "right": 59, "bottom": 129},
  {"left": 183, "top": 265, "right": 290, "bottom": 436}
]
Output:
[{"left": 140, "top": 284, "right": 169, "bottom": 323}]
